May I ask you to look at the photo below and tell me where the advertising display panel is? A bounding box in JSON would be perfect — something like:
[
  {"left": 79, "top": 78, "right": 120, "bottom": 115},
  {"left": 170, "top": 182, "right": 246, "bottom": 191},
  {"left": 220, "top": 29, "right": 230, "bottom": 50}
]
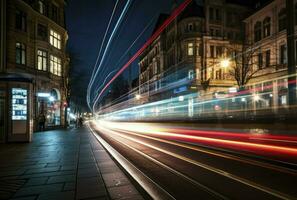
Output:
[{"left": 12, "top": 88, "right": 27, "bottom": 120}]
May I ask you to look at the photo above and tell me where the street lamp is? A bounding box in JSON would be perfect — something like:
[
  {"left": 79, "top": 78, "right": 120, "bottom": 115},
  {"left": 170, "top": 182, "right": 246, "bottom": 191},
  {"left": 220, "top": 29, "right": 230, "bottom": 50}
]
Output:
[
  {"left": 135, "top": 94, "right": 141, "bottom": 100},
  {"left": 253, "top": 94, "right": 260, "bottom": 101},
  {"left": 220, "top": 58, "right": 230, "bottom": 68}
]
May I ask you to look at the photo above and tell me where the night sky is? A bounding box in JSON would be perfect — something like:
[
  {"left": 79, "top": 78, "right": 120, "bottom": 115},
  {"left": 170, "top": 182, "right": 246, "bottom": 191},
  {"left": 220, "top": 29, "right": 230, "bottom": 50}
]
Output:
[
  {"left": 66, "top": 0, "right": 187, "bottom": 111},
  {"left": 65, "top": 0, "right": 254, "bottom": 111}
]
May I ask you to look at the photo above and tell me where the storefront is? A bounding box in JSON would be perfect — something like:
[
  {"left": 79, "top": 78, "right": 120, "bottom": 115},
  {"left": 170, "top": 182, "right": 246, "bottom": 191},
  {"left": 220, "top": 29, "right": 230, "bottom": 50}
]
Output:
[{"left": 36, "top": 88, "right": 62, "bottom": 130}]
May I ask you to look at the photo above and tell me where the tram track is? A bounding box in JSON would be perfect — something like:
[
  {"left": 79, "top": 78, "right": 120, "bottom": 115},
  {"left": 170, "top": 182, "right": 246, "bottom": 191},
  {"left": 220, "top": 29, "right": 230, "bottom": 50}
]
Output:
[{"left": 88, "top": 122, "right": 297, "bottom": 200}]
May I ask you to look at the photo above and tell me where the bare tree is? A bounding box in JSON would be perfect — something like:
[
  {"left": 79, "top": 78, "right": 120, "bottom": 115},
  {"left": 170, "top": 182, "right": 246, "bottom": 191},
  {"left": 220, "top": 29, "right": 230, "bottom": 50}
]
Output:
[{"left": 229, "top": 45, "right": 261, "bottom": 89}]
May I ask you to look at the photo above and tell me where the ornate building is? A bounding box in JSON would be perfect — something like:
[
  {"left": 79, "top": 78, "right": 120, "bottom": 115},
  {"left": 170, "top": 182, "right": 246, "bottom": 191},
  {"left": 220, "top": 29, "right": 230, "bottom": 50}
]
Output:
[
  {"left": 138, "top": 0, "right": 251, "bottom": 103},
  {"left": 244, "top": 0, "right": 297, "bottom": 108},
  {"left": 0, "top": 0, "right": 69, "bottom": 142}
]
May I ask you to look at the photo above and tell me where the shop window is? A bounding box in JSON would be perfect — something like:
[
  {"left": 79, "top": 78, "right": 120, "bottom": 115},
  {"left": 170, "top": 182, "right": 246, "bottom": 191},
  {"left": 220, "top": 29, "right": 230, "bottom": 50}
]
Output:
[
  {"left": 50, "top": 29, "right": 61, "bottom": 49},
  {"left": 16, "top": 42, "right": 26, "bottom": 65},
  {"left": 15, "top": 9, "right": 27, "bottom": 32},
  {"left": 188, "top": 70, "right": 194, "bottom": 79},
  {"left": 37, "top": 50, "right": 47, "bottom": 71},
  {"left": 50, "top": 55, "right": 62, "bottom": 76}
]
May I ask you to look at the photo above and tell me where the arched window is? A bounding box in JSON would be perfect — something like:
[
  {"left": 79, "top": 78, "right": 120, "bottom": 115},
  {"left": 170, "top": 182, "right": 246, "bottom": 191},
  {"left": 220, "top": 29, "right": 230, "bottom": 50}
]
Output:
[
  {"left": 263, "top": 17, "right": 271, "bottom": 37},
  {"left": 254, "top": 21, "right": 262, "bottom": 42},
  {"left": 278, "top": 8, "right": 286, "bottom": 32}
]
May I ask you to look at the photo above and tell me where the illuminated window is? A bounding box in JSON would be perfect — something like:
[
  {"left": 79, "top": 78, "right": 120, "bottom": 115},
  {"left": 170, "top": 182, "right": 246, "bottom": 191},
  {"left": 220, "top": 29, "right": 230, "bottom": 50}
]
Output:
[
  {"left": 37, "top": 50, "right": 47, "bottom": 71},
  {"left": 188, "top": 43, "right": 194, "bottom": 56},
  {"left": 16, "top": 42, "right": 26, "bottom": 65},
  {"left": 50, "top": 55, "right": 62, "bottom": 76},
  {"left": 50, "top": 30, "right": 61, "bottom": 49}
]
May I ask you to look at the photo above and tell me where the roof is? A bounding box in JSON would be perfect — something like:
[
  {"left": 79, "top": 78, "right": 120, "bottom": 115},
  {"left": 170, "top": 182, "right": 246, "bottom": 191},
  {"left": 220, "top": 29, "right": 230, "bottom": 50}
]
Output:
[{"left": 178, "top": 1, "right": 204, "bottom": 20}]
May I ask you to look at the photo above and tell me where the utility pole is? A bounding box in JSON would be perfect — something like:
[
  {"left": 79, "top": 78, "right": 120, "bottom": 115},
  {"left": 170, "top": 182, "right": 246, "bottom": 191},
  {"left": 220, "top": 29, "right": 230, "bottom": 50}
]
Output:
[{"left": 287, "top": 0, "right": 297, "bottom": 106}]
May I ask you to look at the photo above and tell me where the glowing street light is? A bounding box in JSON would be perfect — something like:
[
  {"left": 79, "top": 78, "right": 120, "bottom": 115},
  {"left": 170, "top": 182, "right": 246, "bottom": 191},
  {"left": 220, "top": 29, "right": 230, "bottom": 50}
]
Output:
[
  {"left": 220, "top": 58, "right": 230, "bottom": 68},
  {"left": 49, "top": 96, "right": 55, "bottom": 102},
  {"left": 253, "top": 94, "right": 260, "bottom": 101},
  {"left": 135, "top": 94, "right": 141, "bottom": 100}
]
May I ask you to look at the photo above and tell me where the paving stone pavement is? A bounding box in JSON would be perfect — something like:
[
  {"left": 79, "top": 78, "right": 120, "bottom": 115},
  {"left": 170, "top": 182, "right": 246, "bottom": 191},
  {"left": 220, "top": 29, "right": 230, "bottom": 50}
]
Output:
[{"left": 0, "top": 126, "right": 144, "bottom": 200}]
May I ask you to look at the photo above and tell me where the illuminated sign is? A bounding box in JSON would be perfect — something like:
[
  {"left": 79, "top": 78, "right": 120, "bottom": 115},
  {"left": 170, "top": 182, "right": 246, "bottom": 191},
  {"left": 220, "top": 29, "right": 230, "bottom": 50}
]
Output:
[
  {"left": 174, "top": 86, "right": 187, "bottom": 94},
  {"left": 12, "top": 88, "right": 27, "bottom": 120},
  {"left": 37, "top": 92, "right": 50, "bottom": 97}
]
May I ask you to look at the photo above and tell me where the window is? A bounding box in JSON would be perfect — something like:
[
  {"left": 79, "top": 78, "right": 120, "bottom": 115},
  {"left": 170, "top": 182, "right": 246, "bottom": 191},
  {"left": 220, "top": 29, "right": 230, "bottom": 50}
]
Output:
[
  {"left": 37, "top": 50, "right": 47, "bottom": 71},
  {"left": 258, "top": 53, "right": 263, "bottom": 69},
  {"left": 52, "top": 4, "right": 59, "bottom": 23},
  {"left": 188, "top": 43, "right": 194, "bottom": 56},
  {"left": 37, "top": 24, "right": 47, "bottom": 40},
  {"left": 263, "top": 17, "right": 271, "bottom": 37},
  {"left": 187, "top": 23, "right": 193, "bottom": 32},
  {"left": 254, "top": 21, "right": 262, "bottom": 42},
  {"left": 16, "top": 43, "right": 26, "bottom": 65},
  {"left": 265, "top": 50, "right": 270, "bottom": 67},
  {"left": 215, "top": 29, "right": 221, "bottom": 37},
  {"left": 215, "top": 69, "right": 222, "bottom": 80},
  {"left": 15, "top": 10, "right": 26, "bottom": 31},
  {"left": 215, "top": 9, "right": 221, "bottom": 21},
  {"left": 50, "top": 55, "right": 62, "bottom": 76},
  {"left": 209, "top": 7, "right": 214, "bottom": 20},
  {"left": 280, "top": 44, "right": 287, "bottom": 64},
  {"left": 38, "top": 0, "right": 45, "bottom": 14},
  {"left": 210, "top": 45, "right": 215, "bottom": 58},
  {"left": 50, "top": 30, "right": 61, "bottom": 49},
  {"left": 216, "top": 46, "right": 223, "bottom": 58},
  {"left": 278, "top": 8, "right": 286, "bottom": 32},
  {"left": 196, "top": 43, "right": 201, "bottom": 56}
]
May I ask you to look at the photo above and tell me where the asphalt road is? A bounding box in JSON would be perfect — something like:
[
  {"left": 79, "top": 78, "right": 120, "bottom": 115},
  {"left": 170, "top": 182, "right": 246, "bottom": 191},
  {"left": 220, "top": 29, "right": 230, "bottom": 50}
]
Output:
[{"left": 90, "top": 121, "right": 297, "bottom": 200}]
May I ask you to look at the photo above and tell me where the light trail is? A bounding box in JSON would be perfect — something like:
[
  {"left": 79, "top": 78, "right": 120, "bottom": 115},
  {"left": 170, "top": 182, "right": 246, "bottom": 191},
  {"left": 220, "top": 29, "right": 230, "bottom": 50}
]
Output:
[
  {"left": 87, "top": 0, "right": 120, "bottom": 110},
  {"left": 97, "top": 121, "right": 297, "bottom": 158},
  {"left": 92, "top": 14, "right": 158, "bottom": 104},
  {"left": 87, "top": 0, "right": 133, "bottom": 110},
  {"left": 92, "top": 0, "right": 193, "bottom": 111},
  {"left": 93, "top": 122, "right": 294, "bottom": 200}
]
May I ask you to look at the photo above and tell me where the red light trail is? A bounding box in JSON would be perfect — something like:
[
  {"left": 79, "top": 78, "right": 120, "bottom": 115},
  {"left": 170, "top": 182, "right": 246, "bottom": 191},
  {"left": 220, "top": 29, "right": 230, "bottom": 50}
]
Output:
[{"left": 93, "top": 0, "right": 193, "bottom": 110}]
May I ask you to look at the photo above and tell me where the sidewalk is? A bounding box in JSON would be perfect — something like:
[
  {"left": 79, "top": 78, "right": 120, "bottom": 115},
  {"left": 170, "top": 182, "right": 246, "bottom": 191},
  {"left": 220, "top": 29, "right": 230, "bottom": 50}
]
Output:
[{"left": 0, "top": 126, "right": 144, "bottom": 200}]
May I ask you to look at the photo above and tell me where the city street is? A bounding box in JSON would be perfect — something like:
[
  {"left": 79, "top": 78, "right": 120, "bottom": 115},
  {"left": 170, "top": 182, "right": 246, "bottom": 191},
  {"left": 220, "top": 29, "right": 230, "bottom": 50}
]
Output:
[
  {"left": 2, "top": 0, "right": 297, "bottom": 199},
  {"left": 89, "top": 121, "right": 297, "bottom": 200}
]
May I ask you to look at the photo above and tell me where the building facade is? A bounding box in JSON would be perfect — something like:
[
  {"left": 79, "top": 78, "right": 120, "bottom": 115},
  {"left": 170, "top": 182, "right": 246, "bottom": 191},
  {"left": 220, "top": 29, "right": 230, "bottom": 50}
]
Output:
[
  {"left": 244, "top": 0, "right": 297, "bottom": 108},
  {"left": 0, "top": 0, "right": 69, "bottom": 142},
  {"left": 138, "top": 0, "right": 251, "bottom": 103}
]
